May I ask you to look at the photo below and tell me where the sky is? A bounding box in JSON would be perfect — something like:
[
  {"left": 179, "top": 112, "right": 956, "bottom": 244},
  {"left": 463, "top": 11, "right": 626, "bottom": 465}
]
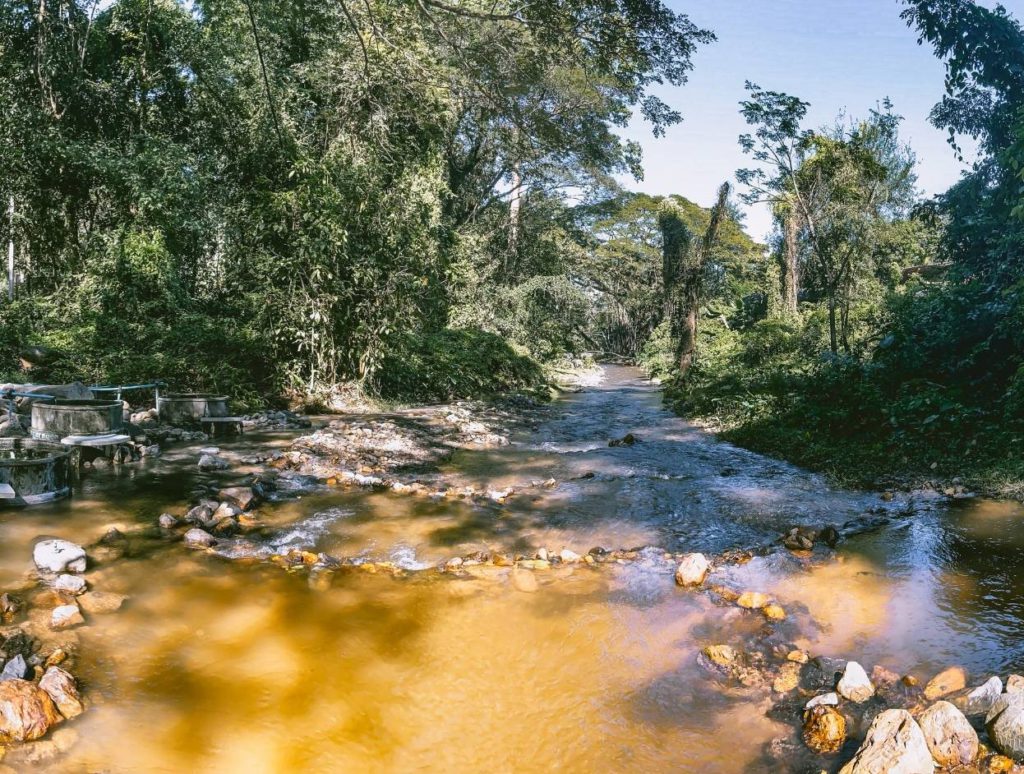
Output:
[{"left": 619, "top": 0, "right": 1024, "bottom": 242}]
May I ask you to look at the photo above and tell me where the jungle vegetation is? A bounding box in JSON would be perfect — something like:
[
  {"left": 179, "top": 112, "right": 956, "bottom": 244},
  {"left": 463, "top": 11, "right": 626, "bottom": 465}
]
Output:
[{"left": 2, "top": 0, "right": 1023, "bottom": 492}]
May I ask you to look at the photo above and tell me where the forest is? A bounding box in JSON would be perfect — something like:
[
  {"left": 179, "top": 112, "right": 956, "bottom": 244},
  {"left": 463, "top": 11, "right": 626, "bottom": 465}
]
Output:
[{"left": 1, "top": 0, "right": 1022, "bottom": 491}]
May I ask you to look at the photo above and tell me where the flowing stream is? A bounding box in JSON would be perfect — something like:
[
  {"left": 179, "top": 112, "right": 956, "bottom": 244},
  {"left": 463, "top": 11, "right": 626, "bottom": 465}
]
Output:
[{"left": 2, "top": 365, "right": 1023, "bottom": 772}]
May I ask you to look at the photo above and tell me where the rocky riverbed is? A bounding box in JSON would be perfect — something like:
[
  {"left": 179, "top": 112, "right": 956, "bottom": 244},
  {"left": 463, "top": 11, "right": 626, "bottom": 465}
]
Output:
[{"left": 3, "top": 365, "right": 1024, "bottom": 771}]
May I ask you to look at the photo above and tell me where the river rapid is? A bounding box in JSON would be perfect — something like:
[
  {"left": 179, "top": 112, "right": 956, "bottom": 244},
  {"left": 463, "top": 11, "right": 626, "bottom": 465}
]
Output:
[{"left": 2, "top": 365, "right": 1023, "bottom": 772}]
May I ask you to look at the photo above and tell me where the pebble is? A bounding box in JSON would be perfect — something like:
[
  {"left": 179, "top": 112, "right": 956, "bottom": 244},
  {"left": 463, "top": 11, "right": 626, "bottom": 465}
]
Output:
[
  {"left": 805, "top": 692, "right": 839, "bottom": 709},
  {"left": 158, "top": 513, "right": 179, "bottom": 529},
  {"left": 762, "top": 603, "right": 786, "bottom": 621}
]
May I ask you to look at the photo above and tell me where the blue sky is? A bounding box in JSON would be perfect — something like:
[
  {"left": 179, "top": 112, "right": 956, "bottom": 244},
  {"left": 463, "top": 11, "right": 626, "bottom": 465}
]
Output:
[{"left": 620, "top": 0, "right": 1024, "bottom": 242}]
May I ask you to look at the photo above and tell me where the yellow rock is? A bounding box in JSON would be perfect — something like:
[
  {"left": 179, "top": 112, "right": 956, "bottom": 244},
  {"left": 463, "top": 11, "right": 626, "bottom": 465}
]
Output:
[
  {"left": 763, "top": 603, "right": 786, "bottom": 621},
  {"left": 737, "top": 591, "right": 770, "bottom": 610},
  {"left": 773, "top": 663, "right": 800, "bottom": 693},
  {"left": 803, "top": 706, "right": 846, "bottom": 754},
  {"left": 701, "top": 645, "right": 737, "bottom": 667},
  {"left": 924, "top": 666, "right": 967, "bottom": 700},
  {"left": 787, "top": 650, "right": 809, "bottom": 664}
]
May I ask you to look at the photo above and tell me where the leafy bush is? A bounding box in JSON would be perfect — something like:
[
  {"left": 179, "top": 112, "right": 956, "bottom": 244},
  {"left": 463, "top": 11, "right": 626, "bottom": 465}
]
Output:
[{"left": 371, "top": 328, "right": 546, "bottom": 402}]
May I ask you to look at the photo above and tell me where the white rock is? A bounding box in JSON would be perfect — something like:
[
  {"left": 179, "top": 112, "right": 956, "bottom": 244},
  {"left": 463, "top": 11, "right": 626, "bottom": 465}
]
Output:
[
  {"left": 674, "top": 553, "right": 710, "bottom": 586},
  {"left": 837, "top": 661, "right": 875, "bottom": 703},
  {"left": 805, "top": 692, "right": 840, "bottom": 710},
  {"left": 559, "top": 549, "right": 581, "bottom": 563},
  {"left": 38, "top": 667, "right": 83, "bottom": 720},
  {"left": 50, "top": 604, "right": 84, "bottom": 630},
  {"left": 839, "top": 709, "right": 932, "bottom": 774},
  {"left": 183, "top": 528, "right": 215, "bottom": 548},
  {"left": 918, "top": 700, "right": 978, "bottom": 768},
  {"left": 964, "top": 675, "right": 1003, "bottom": 716},
  {"left": 33, "top": 540, "right": 87, "bottom": 574},
  {"left": 53, "top": 575, "right": 87, "bottom": 595}
]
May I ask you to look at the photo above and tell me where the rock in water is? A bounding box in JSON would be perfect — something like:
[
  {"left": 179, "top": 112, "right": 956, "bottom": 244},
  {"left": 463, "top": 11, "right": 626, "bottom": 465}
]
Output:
[
  {"left": 918, "top": 700, "right": 978, "bottom": 768},
  {"left": 0, "top": 654, "right": 31, "bottom": 681},
  {"left": 986, "top": 691, "right": 1024, "bottom": 760},
  {"left": 925, "top": 666, "right": 967, "bottom": 700},
  {"left": 837, "top": 661, "right": 875, "bottom": 703},
  {"left": 33, "top": 539, "right": 87, "bottom": 573},
  {"left": 736, "top": 591, "right": 770, "bottom": 609},
  {"left": 805, "top": 692, "right": 839, "bottom": 710},
  {"left": 0, "top": 679, "right": 61, "bottom": 741},
  {"left": 198, "top": 454, "right": 229, "bottom": 472},
  {"left": 38, "top": 666, "right": 83, "bottom": 720},
  {"left": 78, "top": 591, "right": 126, "bottom": 615},
  {"left": 511, "top": 568, "right": 538, "bottom": 593},
  {"left": 675, "top": 553, "right": 709, "bottom": 586},
  {"left": 838, "top": 709, "right": 932, "bottom": 774},
  {"left": 50, "top": 604, "right": 84, "bottom": 630},
  {"left": 54, "top": 574, "right": 87, "bottom": 595},
  {"left": 803, "top": 705, "right": 846, "bottom": 754},
  {"left": 158, "top": 513, "right": 179, "bottom": 529},
  {"left": 183, "top": 528, "right": 216, "bottom": 548},
  {"left": 962, "top": 675, "right": 1003, "bottom": 716},
  {"left": 218, "top": 486, "right": 256, "bottom": 511}
]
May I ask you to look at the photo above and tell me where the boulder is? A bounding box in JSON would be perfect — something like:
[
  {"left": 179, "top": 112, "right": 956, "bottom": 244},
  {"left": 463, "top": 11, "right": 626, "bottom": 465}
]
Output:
[
  {"left": 962, "top": 676, "right": 1003, "bottom": 717},
  {"left": 674, "top": 553, "right": 710, "bottom": 586},
  {"left": 198, "top": 454, "right": 229, "bottom": 472},
  {"left": 0, "top": 655, "right": 31, "bottom": 681},
  {"left": 837, "top": 661, "right": 875, "bottom": 703},
  {"left": 918, "top": 700, "right": 978, "bottom": 768},
  {"left": 53, "top": 574, "right": 87, "bottom": 595},
  {"left": 183, "top": 528, "right": 216, "bottom": 549},
  {"left": 803, "top": 705, "right": 846, "bottom": 754},
  {"left": 38, "top": 667, "right": 83, "bottom": 720},
  {"left": 50, "top": 604, "right": 84, "bottom": 630},
  {"left": 924, "top": 666, "right": 967, "bottom": 700},
  {"left": 0, "top": 679, "right": 61, "bottom": 741},
  {"left": 218, "top": 487, "right": 257, "bottom": 511},
  {"left": 838, "top": 709, "right": 933, "bottom": 774},
  {"left": 1007, "top": 674, "right": 1024, "bottom": 694},
  {"left": 986, "top": 691, "right": 1024, "bottom": 760},
  {"left": 157, "top": 513, "right": 179, "bottom": 529},
  {"left": 33, "top": 540, "right": 87, "bottom": 574}
]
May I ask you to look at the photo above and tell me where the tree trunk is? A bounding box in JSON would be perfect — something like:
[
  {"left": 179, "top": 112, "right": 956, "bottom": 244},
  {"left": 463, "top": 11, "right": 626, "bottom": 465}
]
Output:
[
  {"left": 827, "top": 297, "right": 838, "bottom": 354},
  {"left": 782, "top": 212, "right": 799, "bottom": 316}
]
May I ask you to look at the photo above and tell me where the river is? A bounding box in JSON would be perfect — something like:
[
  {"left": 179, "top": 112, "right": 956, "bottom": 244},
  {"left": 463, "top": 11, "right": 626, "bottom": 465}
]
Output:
[{"left": 2, "top": 365, "right": 1022, "bottom": 772}]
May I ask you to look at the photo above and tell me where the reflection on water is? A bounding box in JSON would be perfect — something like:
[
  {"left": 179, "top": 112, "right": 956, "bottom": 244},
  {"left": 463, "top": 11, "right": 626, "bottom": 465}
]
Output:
[{"left": 1, "top": 366, "right": 1023, "bottom": 771}]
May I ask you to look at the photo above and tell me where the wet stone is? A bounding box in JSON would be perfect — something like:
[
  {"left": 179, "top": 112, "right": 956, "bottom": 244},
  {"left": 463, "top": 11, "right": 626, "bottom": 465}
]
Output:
[
  {"left": 511, "top": 568, "right": 538, "bottom": 593},
  {"left": 918, "top": 700, "right": 978, "bottom": 768},
  {"left": 762, "top": 603, "right": 786, "bottom": 621},
  {"left": 157, "top": 513, "right": 179, "bottom": 529},
  {"left": 77, "top": 592, "right": 126, "bottom": 615},
  {"left": 802, "top": 656, "right": 848, "bottom": 692},
  {"left": 1007, "top": 674, "right": 1024, "bottom": 694},
  {"left": 184, "top": 529, "right": 216, "bottom": 549},
  {"left": 53, "top": 575, "right": 86, "bottom": 596},
  {"left": 50, "top": 605, "right": 84, "bottom": 630},
  {"left": 963, "top": 676, "right": 1004, "bottom": 717},
  {"left": 925, "top": 666, "right": 968, "bottom": 700},
  {"left": 805, "top": 692, "right": 839, "bottom": 710},
  {"left": 986, "top": 691, "right": 1024, "bottom": 760},
  {"left": 674, "top": 553, "right": 709, "bottom": 587},
  {"left": 33, "top": 540, "right": 87, "bottom": 574},
  {"left": 0, "top": 679, "right": 61, "bottom": 742},
  {"left": 0, "top": 593, "right": 23, "bottom": 621},
  {"left": 773, "top": 662, "right": 800, "bottom": 693},
  {"left": 803, "top": 705, "right": 846, "bottom": 754},
  {"left": 839, "top": 709, "right": 932, "bottom": 774},
  {"left": 38, "top": 666, "right": 83, "bottom": 720},
  {"left": 701, "top": 645, "right": 737, "bottom": 669},
  {"left": 0, "top": 654, "right": 31, "bottom": 681},
  {"left": 837, "top": 661, "right": 875, "bottom": 703},
  {"left": 736, "top": 591, "right": 770, "bottom": 610}
]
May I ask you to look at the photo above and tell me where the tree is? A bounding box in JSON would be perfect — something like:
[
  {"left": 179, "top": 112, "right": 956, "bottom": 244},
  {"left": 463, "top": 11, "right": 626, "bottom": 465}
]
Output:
[{"left": 659, "top": 182, "right": 731, "bottom": 377}]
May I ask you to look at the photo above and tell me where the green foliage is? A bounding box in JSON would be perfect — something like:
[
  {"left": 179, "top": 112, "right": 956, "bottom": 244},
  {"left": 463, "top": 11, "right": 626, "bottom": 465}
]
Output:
[{"left": 371, "top": 328, "right": 545, "bottom": 403}]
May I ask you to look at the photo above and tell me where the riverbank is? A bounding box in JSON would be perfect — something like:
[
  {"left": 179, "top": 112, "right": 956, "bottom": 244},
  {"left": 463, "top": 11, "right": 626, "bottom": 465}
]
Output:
[{"left": 648, "top": 369, "right": 1024, "bottom": 501}]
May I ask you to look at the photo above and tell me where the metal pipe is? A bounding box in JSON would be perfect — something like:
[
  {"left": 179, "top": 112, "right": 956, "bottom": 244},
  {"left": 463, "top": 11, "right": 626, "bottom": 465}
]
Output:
[{"left": 1, "top": 390, "right": 56, "bottom": 402}]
